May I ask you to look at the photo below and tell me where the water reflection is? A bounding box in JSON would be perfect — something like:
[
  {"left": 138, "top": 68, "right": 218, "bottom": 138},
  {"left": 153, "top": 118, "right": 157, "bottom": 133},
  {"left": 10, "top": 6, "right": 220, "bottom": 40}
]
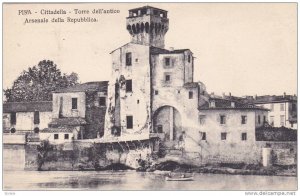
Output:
[{"left": 3, "top": 170, "right": 297, "bottom": 191}]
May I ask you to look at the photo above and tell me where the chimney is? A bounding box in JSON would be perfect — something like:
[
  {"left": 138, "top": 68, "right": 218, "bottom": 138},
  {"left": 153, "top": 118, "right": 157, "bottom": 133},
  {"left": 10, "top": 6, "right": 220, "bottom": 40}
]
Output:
[
  {"left": 229, "top": 92, "right": 231, "bottom": 97},
  {"left": 255, "top": 94, "right": 257, "bottom": 100},
  {"left": 222, "top": 93, "right": 225, "bottom": 98},
  {"left": 169, "top": 47, "right": 174, "bottom": 51},
  {"left": 283, "top": 92, "right": 286, "bottom": 98}
]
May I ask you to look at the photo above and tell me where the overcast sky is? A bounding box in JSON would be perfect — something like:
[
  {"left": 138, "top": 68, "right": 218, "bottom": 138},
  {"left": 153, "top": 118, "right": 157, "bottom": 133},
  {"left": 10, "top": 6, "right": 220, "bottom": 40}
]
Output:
[{"left": 3, "top": 3, "right": 297, "bottom": 97}]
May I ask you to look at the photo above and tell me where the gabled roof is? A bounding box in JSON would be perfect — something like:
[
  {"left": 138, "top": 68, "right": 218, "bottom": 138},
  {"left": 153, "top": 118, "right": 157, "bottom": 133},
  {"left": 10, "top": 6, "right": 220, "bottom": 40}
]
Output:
[
  {"left": 199, "top": 97, "right": 268, "bottom": 111},
  {"left": 3, "top": 101, "right": 52, "bottom": 113},
  {"left": 150, "top": 46, "right": 191, "bottom": 55},
  {"left": 54, "top": 81, "right": 108, "bottom": 93},
  {"left": 41, "top": 127, "right": 74, "bottom": 133},
  {"left": 129, "top": 6, "right": 168, "bottom": 13},
  {"left": 49, "top": 117, "right": 87, "bottom": 126},
  {"left": 110, "top": 43, "right": 191, "bottom": 55}
]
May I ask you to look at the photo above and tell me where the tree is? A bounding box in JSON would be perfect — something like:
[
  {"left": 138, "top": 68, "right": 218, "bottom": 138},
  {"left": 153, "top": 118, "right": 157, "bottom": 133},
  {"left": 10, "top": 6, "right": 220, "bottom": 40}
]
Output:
[
  {"left": 37, "top": 140, "right": 54, "bottom": 171},
  {"left": 4, "top": 60, "right": 79, "bottom": 102}
]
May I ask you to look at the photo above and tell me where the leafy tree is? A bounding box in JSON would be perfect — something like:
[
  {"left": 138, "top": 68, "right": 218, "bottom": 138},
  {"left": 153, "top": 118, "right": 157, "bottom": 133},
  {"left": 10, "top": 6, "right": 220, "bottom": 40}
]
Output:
[
  {"left": 37, "top": 140, "right": 54, "bottom": 171},
  {"left": 4, "top": 60, "right": 79, "bottom": 102}
]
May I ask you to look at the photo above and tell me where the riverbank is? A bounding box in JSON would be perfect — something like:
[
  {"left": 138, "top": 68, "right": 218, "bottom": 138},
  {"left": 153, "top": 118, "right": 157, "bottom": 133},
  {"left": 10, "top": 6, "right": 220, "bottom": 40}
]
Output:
[{"left": 137, "top": 161, "right": 297, "bottom": 177}]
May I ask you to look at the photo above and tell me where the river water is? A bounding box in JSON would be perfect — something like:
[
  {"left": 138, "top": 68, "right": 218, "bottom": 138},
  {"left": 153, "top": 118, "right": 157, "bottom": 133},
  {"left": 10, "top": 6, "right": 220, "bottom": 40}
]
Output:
[{"left": 3, "top": 170, "right": 297, "bottom": 191}]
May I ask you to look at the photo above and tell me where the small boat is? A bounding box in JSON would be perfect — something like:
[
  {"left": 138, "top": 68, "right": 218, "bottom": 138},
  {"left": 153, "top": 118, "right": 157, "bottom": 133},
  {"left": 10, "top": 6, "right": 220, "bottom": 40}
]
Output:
[{"left": 165, "top": 175, "right": 194, "bottom": 181}]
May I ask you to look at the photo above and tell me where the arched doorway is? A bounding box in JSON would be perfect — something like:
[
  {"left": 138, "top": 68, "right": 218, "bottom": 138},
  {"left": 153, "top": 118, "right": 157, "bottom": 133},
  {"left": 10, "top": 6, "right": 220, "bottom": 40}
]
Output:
[{"left": 153, "top": 106, "right": 182, "bottom": 141}]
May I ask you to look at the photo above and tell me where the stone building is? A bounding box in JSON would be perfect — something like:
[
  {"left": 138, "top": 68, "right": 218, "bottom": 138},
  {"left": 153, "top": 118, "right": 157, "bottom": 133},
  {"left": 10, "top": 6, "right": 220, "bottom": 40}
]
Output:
[
  {"left": 41, "top": 81, "right": 108, "bottom": 143},
  {"left": 3, "top": 101, "right": 52, "bottom": 133},
  {"left": 198, "top": 97, "right": 268, "bottom": 163},
  {"left": 103, "top": 5, "right": 270, "bottom": 164}
]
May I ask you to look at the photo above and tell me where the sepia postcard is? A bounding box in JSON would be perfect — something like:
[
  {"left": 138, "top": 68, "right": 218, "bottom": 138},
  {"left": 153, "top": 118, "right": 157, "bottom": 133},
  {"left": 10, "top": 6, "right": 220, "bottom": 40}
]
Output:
[{"left": 2, "top": 2, "right": 298, "bottom": 192}]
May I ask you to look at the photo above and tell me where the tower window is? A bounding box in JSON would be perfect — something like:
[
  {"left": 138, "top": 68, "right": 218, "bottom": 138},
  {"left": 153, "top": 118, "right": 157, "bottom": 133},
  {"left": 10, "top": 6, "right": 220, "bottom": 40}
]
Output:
[
  {"left": 126, "top": 80, "right": 132, "bottom": 92},
  {"left": 54, "top": 134, "right": 59, "bottom": 140},
  {"left": 145, "top": 22, "right": 149, "bottom": 33},
  {"left": 157, "top": 125, "right": 163, "bottom": 133},
  {"left": 200, "top": 132, "right": 206, "bottom": 140},
  {"left": 99, "top": 97, "right": 106, "bottom": 106},
  {"left": 126, "top": 52, "right": 132, "bottom": 66},
  {"left": 188, "top": 55, "right": 191, "bottom": 63},
  {"left": 64, "top": 134, "right": 69, "bottom": 140},
  {"left": 165, "top": 74, "right": 171, "bottom": 82},
  {"left": 165, "top": 58, "right": 170, "bottom": 66},
  {"left": 155, "top": 90, "right": 159, "bottom": 95},
  {"left": 258, "top": 115, "right": 261, "bottom": 124},
  {"left": 189, "top": 91, "right": 193, "bottom": 99},
  {"left": 10, "top": 112, "right": 16, "bottom": 125},
  {"left": 34, "top": 111, "right": 40, "bottom": 124},
  {"left": 221, "top": 132, "right": 227, "bottom": 140},
  {"left": 126, "top": 116, "right": 133, "bottom": 129},
  {"left": 72, "top": 98, "right": 78, "bottom": 110},
  {"left": 241, "top": 133, "right": 247, "bottom": 141}
]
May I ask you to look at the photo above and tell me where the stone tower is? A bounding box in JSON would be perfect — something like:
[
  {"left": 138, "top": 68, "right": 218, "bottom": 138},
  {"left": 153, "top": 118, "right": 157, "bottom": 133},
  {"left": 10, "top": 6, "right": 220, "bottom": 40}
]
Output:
[{"left": 126, "top": 6, "right": 169, "bottom": 48}]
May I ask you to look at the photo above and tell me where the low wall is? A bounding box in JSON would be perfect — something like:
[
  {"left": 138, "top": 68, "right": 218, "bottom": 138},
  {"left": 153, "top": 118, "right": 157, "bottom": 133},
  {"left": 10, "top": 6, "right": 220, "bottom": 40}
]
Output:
[
  {"left": 24, "top": 140, "right": 153, "bottom": 170},
  {"left": 3, "top": 133, "right": 26, "bottom": 144},
  {"left": 3, "top": 144, "right": 26, "bottom": 170},
  {"left": 10, "top": 139, "right": 297, "bottom": 171}
]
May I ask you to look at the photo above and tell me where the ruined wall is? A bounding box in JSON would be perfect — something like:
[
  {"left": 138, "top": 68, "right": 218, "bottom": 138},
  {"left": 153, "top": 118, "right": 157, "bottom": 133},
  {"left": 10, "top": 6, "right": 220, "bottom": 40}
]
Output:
[
  {"left": 52, "top": 92, "right": 86, "bottom": 118},
  {"left": 105, "top": 43, "right": 151, "bottom": 141},
  {"left": 85, "top": 91, "right": 107, "bottom": 139},
  {"left": 23, "top": 140, "right": 152, "bottom": 170}
]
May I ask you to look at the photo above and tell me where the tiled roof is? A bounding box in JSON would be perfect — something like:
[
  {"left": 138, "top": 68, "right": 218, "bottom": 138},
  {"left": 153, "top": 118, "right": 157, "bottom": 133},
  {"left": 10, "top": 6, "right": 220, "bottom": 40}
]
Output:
[
  {"left": 41, "top": 127, "right": 74, "bottom": 133},
  {"left": 183, "top": 82, "right": 199, "bottom": 88},
  {"left": 150, "top": 46, "right": 190, "bottom": 55},
  {"left": 54, "top": 81, "right": 108, "bottom": 93},
  {"left": 199, "top": 97, "right": 268, "bottom": 111},
  {"left": 129, "top": 6, "right": 167, "bottom": 13},
  {"left": 3, "top": 101, "right": 52, "bottom": 113},
  {"left": 49, "top": 117, "right": 87, "bottom": 126}
]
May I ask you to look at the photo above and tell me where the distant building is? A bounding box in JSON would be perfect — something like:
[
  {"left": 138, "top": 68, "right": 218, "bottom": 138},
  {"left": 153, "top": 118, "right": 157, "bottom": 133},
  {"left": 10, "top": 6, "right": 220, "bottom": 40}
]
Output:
[
  {"left": 42, "top": 81, "right": 108, "bottom": 143},
  {"left": 3, "top": 101, "right": 52, "bottom": 133},
  {"left": 244, "top": 94, "right": 297, "bottom": 129}
]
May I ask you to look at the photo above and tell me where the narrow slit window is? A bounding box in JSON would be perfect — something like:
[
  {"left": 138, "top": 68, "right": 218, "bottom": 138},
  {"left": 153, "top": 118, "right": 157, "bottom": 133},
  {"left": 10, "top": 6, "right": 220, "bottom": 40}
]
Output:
[
  {"left": 221, "top": 132, "right": 227, "bottom": 140},
  {"left": 34, "top": 111, "right": 40, "bottom": 124},
  {"left": 126, "top": 80, "right": 132, "bottom": 92},
  {"left": 11, "top": 112, "right": 16, "bottom": 125},
  {"left": 126, "top": 52, "right": 132, "bottom": 66},
  {"left": 72, "top": 98, "right": 78, "bottom": 109},
  {"left": 189, "top": 91, "right": 193, "bottom": 99},
  {"left": 99, "top": 97, "right": 106, "bottom": 106},
  {"left": 126, "top": 116, "right": 133, "bottom": 129}
]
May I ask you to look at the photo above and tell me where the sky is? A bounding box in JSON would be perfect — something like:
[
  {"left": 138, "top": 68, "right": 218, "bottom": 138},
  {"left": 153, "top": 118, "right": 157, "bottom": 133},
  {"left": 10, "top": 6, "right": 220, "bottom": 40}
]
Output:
[{"left": 3, "top": 3, "right": 297, "bottom": 97}]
